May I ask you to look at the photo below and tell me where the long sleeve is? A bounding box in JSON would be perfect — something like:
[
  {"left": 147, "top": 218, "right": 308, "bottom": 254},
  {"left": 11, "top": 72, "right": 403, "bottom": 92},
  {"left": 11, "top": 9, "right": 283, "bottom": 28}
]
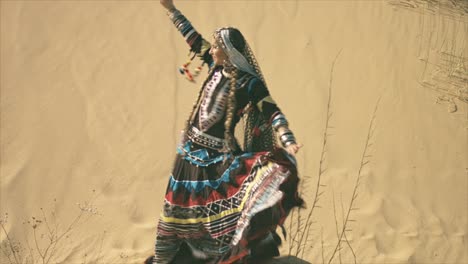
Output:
[
  {"left": 247, "top": 77, "right": 297, "bottom": 147},
  {"left": 167, "top": 9, "right": 213, "bottom": 68},
  {"left": 247, "top": 78, "right": 281, "bottom": 123}
]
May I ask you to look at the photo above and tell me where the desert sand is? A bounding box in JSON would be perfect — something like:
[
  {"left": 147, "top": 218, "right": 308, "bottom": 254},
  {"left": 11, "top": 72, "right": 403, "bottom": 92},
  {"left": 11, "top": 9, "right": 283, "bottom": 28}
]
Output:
[{"left": 1, "top": 1, "right": 467, "bottom": 263}]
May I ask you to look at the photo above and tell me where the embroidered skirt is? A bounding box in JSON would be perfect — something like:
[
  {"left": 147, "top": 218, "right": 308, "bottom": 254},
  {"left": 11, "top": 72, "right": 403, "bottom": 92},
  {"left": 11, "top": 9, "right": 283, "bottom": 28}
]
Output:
[{"left": 153, "top": 140, "right": 303, "bottom": 264}]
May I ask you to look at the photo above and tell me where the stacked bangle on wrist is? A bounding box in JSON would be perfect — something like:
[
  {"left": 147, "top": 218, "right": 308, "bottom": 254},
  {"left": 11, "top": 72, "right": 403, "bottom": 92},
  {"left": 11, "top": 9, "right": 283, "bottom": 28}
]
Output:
[
  {"left": 279, "top": 129, "right": 296, "bottom": 148},
  {"left": 272, "top": 113, "right": 296, "bottom": 147},
  {"left": 166, "top": 8, "right": 200, "bottom": 47},
  {"left": 272, "top": 114, "right": 288, "bottom": 131}
]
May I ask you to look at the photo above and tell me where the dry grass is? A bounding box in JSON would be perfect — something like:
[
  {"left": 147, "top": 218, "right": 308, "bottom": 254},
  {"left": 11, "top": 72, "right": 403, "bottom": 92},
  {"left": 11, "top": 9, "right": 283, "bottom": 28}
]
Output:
[
  {"left": 0, "top": 191, "right": 100, "bottom": 264},
  {"left": 285, "top": 50, "right": 382, "bottom": 263}
]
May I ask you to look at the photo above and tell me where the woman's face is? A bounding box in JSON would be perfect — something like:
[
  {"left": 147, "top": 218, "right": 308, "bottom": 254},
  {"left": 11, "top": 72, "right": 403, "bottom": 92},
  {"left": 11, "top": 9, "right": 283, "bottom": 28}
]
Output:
[{"left": 209, "top": 38, "right": 228, "bottom": 66}]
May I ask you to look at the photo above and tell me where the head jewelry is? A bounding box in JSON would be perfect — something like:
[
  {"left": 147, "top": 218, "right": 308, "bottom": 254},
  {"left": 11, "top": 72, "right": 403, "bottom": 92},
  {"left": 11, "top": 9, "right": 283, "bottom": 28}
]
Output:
[{"left": 214, "top": 27, "right": 266, "bottom": 83}]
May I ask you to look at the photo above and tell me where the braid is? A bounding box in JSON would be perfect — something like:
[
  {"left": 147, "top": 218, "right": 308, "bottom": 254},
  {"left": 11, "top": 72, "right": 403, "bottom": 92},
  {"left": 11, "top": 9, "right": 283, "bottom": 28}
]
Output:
[
  {"left": 223, "top": 69, "right": 238, "bottom": 152},
  {"left": 242, "top": 42, "right": 278, "bottom": 150},
  {"left": 243, "top": 102, "right": 254, "bottom": 151},
  {"left": 212, "top": 27, "right": 277, "bottom": 151},
  {"left": 182, "top": 70, "right": 214, "bottom": 143}
]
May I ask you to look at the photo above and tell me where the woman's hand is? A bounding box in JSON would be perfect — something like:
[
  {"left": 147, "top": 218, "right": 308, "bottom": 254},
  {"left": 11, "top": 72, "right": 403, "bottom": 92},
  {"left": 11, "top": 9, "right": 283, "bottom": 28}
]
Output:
[
  {"left": 160, "top": 0, "right": 176, "bottom": 11},
  {"left": 285, "top": 143, "right": 302, "bottom": 157}
]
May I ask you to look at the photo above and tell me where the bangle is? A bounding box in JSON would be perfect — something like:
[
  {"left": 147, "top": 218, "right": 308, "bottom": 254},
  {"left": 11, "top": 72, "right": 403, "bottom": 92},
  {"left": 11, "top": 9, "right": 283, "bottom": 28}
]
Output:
[
  {"left": 279, "top": 130, "right": 296, "bottom": 148},
  {"left": 283, "top": 141, "right": 296, "bottom": 147},
  {"left": 280, "top": 133, "right": 294, "bottom": 142},
  {"left": 271, "top": 113, "right": 288, "bottom": 131}
]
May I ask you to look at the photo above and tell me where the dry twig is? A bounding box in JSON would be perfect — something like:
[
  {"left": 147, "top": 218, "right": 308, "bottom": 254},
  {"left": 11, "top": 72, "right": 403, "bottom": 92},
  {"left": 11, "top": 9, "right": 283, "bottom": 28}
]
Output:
[{"left": 327, "top": 96, "right": 381, "bottom": 264}]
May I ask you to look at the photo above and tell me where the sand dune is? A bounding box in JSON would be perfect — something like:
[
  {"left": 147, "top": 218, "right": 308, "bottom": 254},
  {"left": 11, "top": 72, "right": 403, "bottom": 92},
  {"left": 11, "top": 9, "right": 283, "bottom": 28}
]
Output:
[{"left": 1, "top": 1, "right": 466, "bottom": 263}]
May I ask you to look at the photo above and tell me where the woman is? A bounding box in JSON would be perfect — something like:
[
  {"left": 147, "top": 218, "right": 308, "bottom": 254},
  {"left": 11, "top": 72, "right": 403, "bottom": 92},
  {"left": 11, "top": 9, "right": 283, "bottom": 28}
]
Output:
[{"left": 149, "top": 1, "right": 304, "bottom": 263}]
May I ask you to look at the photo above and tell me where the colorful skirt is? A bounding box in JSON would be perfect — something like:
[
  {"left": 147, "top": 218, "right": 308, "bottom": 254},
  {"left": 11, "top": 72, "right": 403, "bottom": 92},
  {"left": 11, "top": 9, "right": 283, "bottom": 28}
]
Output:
[{"left": 153, "top": 140, "right": 303, "bottom": 264}]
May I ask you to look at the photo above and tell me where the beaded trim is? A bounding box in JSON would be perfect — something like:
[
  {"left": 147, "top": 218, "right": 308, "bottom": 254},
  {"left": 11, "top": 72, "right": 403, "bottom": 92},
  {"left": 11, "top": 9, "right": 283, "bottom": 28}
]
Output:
[
  {"left": 198, "top": 71, "right": 229, "bottom": 132},
  {"left": 187, "top": 126, "right": 227, "bottom": 150},
  {"left": 213, "top": 28, "right": 227, "bottom": 50}
]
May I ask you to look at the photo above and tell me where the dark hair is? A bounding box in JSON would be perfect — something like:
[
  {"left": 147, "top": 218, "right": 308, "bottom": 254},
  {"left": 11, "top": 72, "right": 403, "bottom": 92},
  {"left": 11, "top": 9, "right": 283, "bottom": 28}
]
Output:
[{"left": 227, "top": 28, "right": 246, "bottom": 53}]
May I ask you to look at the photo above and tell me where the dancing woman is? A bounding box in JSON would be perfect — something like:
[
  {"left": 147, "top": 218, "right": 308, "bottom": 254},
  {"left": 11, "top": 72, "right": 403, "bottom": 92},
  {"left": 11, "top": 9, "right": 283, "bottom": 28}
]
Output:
[{"left": 149, "top": 1, "right": 304, "bottom": 263}]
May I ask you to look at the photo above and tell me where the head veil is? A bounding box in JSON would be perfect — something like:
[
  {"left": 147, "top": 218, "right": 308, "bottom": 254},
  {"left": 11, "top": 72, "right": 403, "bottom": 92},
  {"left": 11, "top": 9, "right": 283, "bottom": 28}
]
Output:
[{"left": 214, "top": 27, "right": 276, "bottom": 152}]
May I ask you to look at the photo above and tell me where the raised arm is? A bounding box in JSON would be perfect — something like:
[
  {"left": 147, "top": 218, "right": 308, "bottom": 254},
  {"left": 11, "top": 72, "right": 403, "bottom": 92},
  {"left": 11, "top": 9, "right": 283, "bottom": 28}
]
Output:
[
  {"left": 248, "top": 78, "right": 302, "bottom": 156},
  {"left": 160, "top": 0, "right": 213, "bottom": 69}
]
